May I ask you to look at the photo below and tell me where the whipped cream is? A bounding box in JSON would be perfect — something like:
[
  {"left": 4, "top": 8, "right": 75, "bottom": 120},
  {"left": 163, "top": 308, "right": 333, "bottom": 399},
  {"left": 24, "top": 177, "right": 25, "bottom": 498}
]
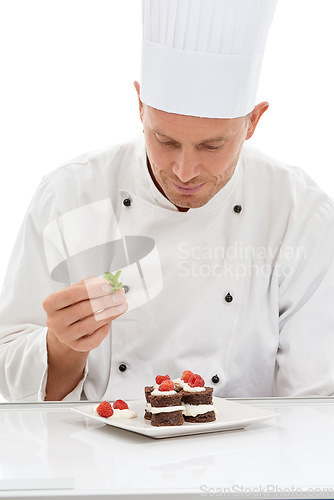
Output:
[
  {"left": 110, "top": 408, "right": 137, "bottom": 419},
  {"left": 145, "top": 403, "right": 184, "bottom": 414},
  {"left": 151, "top": 388, "right": 176, "bottom": 396},
  {"left": 145, "top": 402, "right": 217, "bottom": 417},
  {"left": 183, "top": 404, "right": 218, "bottom": 417},
  {"left": 173, "top": 377, "right": 185, "bottom": 388},
  {"left": 182, "top": 383, "right": 206, "bottom": 393}
]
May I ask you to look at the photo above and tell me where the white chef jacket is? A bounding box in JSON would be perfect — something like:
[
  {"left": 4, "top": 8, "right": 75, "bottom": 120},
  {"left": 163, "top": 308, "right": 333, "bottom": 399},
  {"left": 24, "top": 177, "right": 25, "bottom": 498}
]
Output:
[{"left": 0, "top": 136, "right": 334, "bottom": 402}]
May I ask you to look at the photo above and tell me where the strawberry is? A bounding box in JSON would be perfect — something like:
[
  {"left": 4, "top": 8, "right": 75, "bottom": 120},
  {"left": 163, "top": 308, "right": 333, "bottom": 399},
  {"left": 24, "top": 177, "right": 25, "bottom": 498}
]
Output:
[
  {"left": 181, "top": 370, "right": 193, "bottom": 383},
  {"left": 159, "top": 380, "right": 175, "bottom": 392},
  {"left": 96, "top": 401, "right": 114, "bottom": 418},
  {"left": 188, "top": 373, "right": 205, "bottom": 388},
  {"left": 113, "top": 399, "right": 129, "bottom": 410},
  {"left": 155, "top": 374, "right": 171, "bottom": 385}
]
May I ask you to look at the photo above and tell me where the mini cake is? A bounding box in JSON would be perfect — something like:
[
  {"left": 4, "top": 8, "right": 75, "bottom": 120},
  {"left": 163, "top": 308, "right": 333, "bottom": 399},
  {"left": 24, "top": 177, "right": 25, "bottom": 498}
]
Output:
[
  {"left": 147, "top": 379, "right": 184, "bottom": 427},
  {"left": 144, "top": 374, "right": 171, "bottom": 420},
  {"left": 181, "top": 374, "right": 217, "bottom": 423}
]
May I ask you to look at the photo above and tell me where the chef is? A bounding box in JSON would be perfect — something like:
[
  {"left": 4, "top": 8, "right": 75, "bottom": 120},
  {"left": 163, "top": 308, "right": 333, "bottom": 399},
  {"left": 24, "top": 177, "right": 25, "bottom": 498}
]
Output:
[{"left": 1, "top": 0, "right": 334, "bottom": 402}]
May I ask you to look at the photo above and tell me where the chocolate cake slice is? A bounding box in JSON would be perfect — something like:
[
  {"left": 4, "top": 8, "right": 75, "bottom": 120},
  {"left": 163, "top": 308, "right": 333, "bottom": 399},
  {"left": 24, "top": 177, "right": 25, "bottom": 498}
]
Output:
[
  {"left": 149, "top": 390, "right": 184, "bottom": 427},
  {"left": 182, "top": 386, "right": 217, "bottom": 423},
  {"left": 144, "top": 375, "right": 182, "bottom": 421}
]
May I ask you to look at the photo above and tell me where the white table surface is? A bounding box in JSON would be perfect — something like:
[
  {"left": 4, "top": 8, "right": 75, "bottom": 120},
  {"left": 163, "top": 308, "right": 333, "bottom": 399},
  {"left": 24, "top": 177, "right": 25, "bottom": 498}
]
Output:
[{"left": 0, "top": 398, "right": 333, "bottom": 500}]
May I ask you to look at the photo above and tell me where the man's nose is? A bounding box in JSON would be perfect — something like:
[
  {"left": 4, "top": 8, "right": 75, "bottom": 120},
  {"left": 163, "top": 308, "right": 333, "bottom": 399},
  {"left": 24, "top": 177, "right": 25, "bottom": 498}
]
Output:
[{"left": 172, "top": 149, "right": 201, "bottom": 183}]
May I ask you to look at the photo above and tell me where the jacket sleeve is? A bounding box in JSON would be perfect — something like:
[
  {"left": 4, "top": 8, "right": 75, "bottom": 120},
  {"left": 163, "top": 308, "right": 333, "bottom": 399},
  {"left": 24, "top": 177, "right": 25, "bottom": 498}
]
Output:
[
  {"left": 0, "top": 177, "right": 87, "bottom": 402},
  {"left": 276, "top": 198, "right": 334, "bottom": 396}
]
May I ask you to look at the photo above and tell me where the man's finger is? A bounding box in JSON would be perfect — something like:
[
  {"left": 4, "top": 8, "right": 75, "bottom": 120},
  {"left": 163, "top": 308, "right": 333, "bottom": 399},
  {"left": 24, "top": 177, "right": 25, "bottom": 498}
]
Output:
[
  {"left": 43, "top": 276, "right": 122, "bottom": 312},
  {"left": 73, "top": 322, "right": 113, "bottom": 352},
  {"left": 94, "top": 302, "right": 128, "bottom": 322},
  {"left": 62, "top": 316, "right": 112, "bottom": 344},
  {"left": 51, "top": 289, "right": 126, "bottom": 326}
]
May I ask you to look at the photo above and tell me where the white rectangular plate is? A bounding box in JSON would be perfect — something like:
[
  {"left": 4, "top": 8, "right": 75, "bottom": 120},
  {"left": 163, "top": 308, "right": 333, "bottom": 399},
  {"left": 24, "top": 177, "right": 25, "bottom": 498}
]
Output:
[{"left": 72, "top": 397, "right": 278, "bottom": 439}]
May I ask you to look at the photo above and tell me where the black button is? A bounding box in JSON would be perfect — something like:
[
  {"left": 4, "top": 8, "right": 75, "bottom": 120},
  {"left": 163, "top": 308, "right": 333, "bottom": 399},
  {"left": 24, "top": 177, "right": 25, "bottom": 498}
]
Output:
[
  {"left": 225, "top": 293, "right": 233, "bottom": 303},
  {"left": 123, "top": 285, "right": 129, "bottom": 294},
  {"left": 211, "top": 374, "right": 220, "bottom": 384},
  {"left": 123, "top": 198, "right": 132, "bottom": 207},
  {"left": 233, "top": 204, "right": 242, "bottom": 213},
  {"left": 118, "top": 364, "right": 127, "bottom": 372}
]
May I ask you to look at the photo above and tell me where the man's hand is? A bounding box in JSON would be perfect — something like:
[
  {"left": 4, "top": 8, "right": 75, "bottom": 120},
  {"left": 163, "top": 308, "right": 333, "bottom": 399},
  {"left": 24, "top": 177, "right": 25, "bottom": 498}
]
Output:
[
  {"left": 43, "top": 276, "right": 127, "bottom": 352},
  {"left": 42, "top": 276, "right": 128, "bottom": 400}
]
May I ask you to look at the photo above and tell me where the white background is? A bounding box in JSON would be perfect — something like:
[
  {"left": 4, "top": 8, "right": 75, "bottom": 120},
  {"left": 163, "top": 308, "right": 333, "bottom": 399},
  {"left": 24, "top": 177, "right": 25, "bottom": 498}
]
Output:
[{"left": 0, "top": 0, "right": 333, "bottom": 291}]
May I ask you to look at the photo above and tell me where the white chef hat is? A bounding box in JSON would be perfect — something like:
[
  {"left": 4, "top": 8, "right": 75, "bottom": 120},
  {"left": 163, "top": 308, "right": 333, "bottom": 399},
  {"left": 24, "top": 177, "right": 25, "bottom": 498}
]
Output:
[{"left": 140, "top": 0, "right": 277, "bottom": 118}]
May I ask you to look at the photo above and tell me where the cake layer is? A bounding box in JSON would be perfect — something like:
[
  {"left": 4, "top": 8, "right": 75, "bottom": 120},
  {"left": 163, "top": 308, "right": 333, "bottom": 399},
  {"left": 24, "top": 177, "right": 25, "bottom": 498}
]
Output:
[
  {"left": 184, "top": 410, "right": 216, "bottom": 423},
  {"left": 149, "top": 392, "right": 183, "bottom": 408},
  {"left": 182, "top": 387, "right": 213, "bottom": 405},
  {"left": 151, "top": 410, "right": 184, "bottom": 427}
]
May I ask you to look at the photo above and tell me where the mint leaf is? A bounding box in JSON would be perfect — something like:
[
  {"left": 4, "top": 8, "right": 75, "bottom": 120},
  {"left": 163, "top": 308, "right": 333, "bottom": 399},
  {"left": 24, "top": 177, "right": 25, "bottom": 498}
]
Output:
[{"left": 103, "top": 270, "right": 123, "bottom": 293}]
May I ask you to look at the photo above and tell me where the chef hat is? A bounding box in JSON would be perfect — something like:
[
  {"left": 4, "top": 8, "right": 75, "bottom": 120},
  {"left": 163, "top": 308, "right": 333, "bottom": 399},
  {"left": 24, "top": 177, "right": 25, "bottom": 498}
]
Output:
[{"left": 140, "top": 0, "right": 277, "bottom": 118}]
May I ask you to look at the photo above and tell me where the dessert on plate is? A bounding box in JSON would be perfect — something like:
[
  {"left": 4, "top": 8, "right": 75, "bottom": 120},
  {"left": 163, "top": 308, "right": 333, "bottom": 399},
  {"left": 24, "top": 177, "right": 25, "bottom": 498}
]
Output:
[
  {"left": 145, "top": 379, "right": 184, "bottom": 426},
  {"left": 145, "top": 374, "right": 182, "bottom": 420},
  {"left": 181, "top": 373, "right": 217, "bottom": 423},
  {"left": 145, "top": 370, "right": 217, "bottom": 426}
]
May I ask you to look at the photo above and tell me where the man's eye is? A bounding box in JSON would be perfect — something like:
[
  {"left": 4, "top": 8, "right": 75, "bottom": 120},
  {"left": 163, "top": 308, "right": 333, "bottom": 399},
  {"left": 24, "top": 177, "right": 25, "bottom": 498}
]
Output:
[
  {"left": 157, "top": 138, "right": 177, "bottom": 146},
  {"left": 203, "top": 145, "right": 221, "bottom": 151}
]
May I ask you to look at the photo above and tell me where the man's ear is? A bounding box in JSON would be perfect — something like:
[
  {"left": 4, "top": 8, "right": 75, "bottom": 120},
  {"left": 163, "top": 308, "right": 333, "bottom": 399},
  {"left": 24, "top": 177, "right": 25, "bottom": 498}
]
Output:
[
  {"left": 133, "top": 81, "right": 144, "bottom": 123},
  {"left": 245, "top": 102, "right": 269, "bottom": 140}
]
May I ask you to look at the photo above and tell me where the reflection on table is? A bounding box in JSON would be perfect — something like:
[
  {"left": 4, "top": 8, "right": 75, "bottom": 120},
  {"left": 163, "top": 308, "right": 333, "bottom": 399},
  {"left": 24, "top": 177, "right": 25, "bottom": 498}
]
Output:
[{"left": 0, "top": 398, "right": 333, "bottom": 499}]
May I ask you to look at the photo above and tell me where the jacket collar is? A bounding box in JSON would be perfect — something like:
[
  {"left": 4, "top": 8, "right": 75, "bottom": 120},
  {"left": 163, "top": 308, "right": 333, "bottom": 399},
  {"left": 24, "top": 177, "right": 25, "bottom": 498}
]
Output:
[{"left": 121, "top": 135, "right": 243, "bottom": 214}]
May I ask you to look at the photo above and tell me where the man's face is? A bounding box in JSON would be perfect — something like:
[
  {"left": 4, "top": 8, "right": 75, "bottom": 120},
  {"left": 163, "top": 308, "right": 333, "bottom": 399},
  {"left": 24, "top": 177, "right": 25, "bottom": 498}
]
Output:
[{"left": 142, "top": 105, "right": 249, "bottom": 211}]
